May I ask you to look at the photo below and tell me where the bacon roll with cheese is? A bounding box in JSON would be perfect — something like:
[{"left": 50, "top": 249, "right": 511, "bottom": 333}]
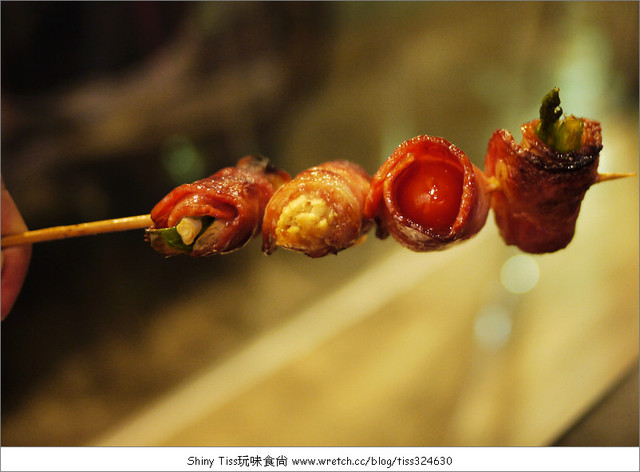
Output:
[
  {"left": 364, "top": 135, "right": 492, "bottom": 252},
  {"left": 262, "top": 160, "right": 373, "bottom": 258},
  {"left": 484, "top": 87, "right": 627, "bottom": 253},
  {"left": 147, "top": 155, "right": 290, "bottom": 256}
]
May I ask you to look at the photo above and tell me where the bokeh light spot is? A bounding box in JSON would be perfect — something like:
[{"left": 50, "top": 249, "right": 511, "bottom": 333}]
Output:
[
  {"left": 473, "top": 305, "right": 513, "bottom": 350},
  {"left": 161, "top": 135, "right": 207, "bottom": 185},
  {"left": 500, "top": 254, "right": 540, "bottom": 294}
]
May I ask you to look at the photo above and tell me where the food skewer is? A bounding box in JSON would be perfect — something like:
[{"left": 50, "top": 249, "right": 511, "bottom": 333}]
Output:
[
  {"left": 1, "top": 214, "right": 153, "bottom": 248},
  {"left": 1, "top": 89, "right": 634, "bottom": 255}
]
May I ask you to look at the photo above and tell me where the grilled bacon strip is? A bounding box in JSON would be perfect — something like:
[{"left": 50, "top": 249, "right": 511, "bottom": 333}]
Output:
[
  {"left": 262, "top": 160, "right": 373, "bottom": 258},
  {"left": 147, "top": 156, "right": 290, "bottom": 256},
  {"left": 483, "top": 88, "right": 612, "bottom": 253},
  {"left": 364, "top": 135, "right": 492, "bottom": 252}
]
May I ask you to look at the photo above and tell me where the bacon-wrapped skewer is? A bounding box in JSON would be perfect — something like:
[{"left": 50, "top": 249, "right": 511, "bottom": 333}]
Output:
[
  {"left": 364, "top": 135, "right": 493, "bottom": 252},
  {"left": 484, "top": 88, "right": 632, "bottom": 254},
  {"left": 147, "top": 155, "right": 290, "bottom": 257},
  {"left": 262, "top": 160, "right": 373, "bottom": 258}
]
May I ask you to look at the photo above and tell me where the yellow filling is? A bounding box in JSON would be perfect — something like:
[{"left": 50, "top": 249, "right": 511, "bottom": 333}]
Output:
[{"left": 276, "top": 195, "right": 335, "bottom": 248}]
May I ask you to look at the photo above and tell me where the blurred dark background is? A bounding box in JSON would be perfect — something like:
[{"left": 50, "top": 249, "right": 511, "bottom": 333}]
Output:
[
  {"left": 2, "top": 1, "right": 338, "bottom": 443},
  {"left": 1, "top": 2, "right": 638, "bottom": 447}
]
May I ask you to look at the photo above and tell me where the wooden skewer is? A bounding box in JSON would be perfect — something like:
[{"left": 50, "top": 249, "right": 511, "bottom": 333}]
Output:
[
  {"left": 595, "top": 172, "right": 637, "bottom": 183},
  {"left": 1, "top": 214, "right": 153, "bottom": 248}
]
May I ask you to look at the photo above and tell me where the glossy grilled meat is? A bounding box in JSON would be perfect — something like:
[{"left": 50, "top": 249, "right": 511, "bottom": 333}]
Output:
[
  {"left": 484, "top": 118, "right": 603, "bottom": 253},
  {"left": 365, "top": 135, "right": 492, "bottom": 252},
  {"left": 262, "top": 160, "right": 372, "bottom": 258}
]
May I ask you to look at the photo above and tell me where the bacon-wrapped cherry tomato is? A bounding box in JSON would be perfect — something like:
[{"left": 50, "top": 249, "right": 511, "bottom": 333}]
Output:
[{"left": 365, "top": 135, "right": 492, "bottom": 252}]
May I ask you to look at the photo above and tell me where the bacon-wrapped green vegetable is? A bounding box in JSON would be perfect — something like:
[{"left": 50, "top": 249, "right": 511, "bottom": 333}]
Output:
[
  {"left": 147, "top": 156, "right": 290, "bottom": 256},
  {"left": 484, "top": 87, "right": 629, "bottom": 253}
]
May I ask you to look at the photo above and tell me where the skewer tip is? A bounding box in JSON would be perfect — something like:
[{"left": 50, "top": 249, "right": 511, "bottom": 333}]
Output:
[{"left": 595, "top": 172, "right": 637, "bottom": 184}]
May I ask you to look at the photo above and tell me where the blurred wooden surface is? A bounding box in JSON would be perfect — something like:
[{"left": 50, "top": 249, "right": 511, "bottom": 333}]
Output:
[
  {"left": 96, "top": 171, "right": 638, "bottom": 446},
  {"left": 554, "top": 363, "right": 638, "bottom": 446}
]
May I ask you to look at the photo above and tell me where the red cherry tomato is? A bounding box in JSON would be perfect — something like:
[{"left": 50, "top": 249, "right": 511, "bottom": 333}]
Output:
[{"left": 394, "top": 157, "right": 463, "bottom": 235}]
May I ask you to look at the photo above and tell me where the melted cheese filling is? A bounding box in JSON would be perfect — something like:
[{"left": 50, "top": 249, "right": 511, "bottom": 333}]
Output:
[{"left": 276, "top": 195, "right": 335, "bottom": 248}]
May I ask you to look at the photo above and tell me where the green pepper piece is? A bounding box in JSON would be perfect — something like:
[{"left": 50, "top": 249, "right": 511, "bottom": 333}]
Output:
[
  {"left": 147, "top": 226, "right": 193, "bottom": 255},
  {"left": 146, "top": 216, "right": 215, "bottom": 256},
  {"left": 534, "top": 87, "right": 584, "bottom": 153}
]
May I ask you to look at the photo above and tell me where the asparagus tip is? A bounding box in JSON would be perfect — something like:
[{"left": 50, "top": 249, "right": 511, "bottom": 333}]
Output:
[{"left": 535, "top": 87, "right": 584, "bottom": 153}]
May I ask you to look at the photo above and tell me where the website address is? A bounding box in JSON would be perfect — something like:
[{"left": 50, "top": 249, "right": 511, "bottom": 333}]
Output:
[{"left": 291, "top": 456, "right": 453, "bottom": 468}]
